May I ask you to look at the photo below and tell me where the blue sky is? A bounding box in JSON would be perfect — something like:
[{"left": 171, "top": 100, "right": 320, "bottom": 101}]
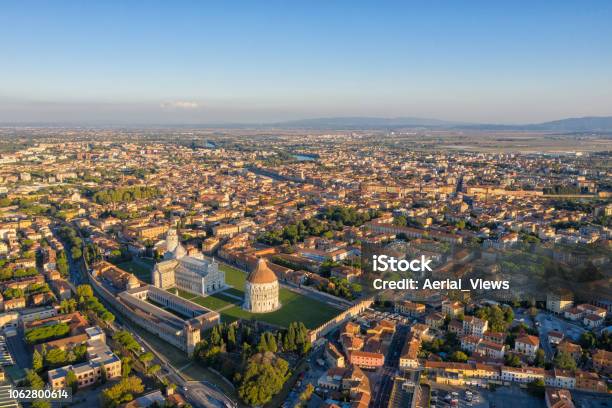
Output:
[{"left": 1, "top": 1, "right": 611, "bottom": 124}]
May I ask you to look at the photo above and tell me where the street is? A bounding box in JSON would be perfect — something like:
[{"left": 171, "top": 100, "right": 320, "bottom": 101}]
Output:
[{"left": 372, "top": 324, "right": 410, "bottom": 408}]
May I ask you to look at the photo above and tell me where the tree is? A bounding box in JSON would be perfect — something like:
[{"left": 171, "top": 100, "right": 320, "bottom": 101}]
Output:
[
  {"left": 449, "top": 351, "right": 468, "bottom": 363},
  {"left": 59, "top": 298, "right": 77, "bottom": 314},
  {"left": 282, "top": 322, "right": 311, "bottom": 355},
  {"left": 45, "top": 348, "right": 69, "bottom": 367},
  {"left": 101, "top": 376, "right": 144, "bottom": 408},
  {"left": 57, "top": 251, "right": 69, "bottom": 276},
  {"left": 534, "top": 349, "right": 546, "bottom": 368},
  {"left": 147, "top": 364, "right": 161, "bottom": 376},
  {"left": 257, "top": 333, "right": 269, "bottom": 353},
  {"left": 504, "top": 353, "right": 522, "bottom": 368},
  {"left": 503, "top": 305, "right": 514, "bottom": 324},
  {"left": 227, "top": 325, "right": 237, "bottom": 351},
  {"left": 101, "top": 365, "right": 108, "bottom": 384},
  {"left": 3, "top": 287, "right": 24, "bottom": 300},
  {"left": 121, "top": 357, "right": 132, "bottom": 377},
  {"left": 579, "top": 331, "right": 597, "bottom": 350},
  {"left": 299, "top": 383, "right": 315, "bottom": 405},
  {"left": 138, "top": 352, "right": 154, "bottom": 367},
  {"left": 554, "top": 351, "right": 577, "bottom": 371},
  {"left": 76, "top": 284, "right": 94, "bottom": 298},
  {"left": 32, "top": 349, "right": 43, "bottom": 372},
  {"left": 66, "top": 370, "right": 78, "bottom": 393},
  {"left": 114, "top": 331, "right": 141, "bottom": 353},
  {"left": 71, "top": 246, "right": 82, "bottom": 260},
  {"left": 26, "top": 322, "right": 70, "bottom": 344},
  {"left": 26, "top": 369, "right": 51, "bottom": 408},
  {"left": 267, "top": 333, "right": 278, "bottom": 353},
  {"left": 527, "top": 379, "right": 545, "bottom": 397},
  {"left": 26, "top": 369, "right": 45, "bottom": 389},
  {"left": 238, "top": 354, "right": 290, "bottom": 406}
]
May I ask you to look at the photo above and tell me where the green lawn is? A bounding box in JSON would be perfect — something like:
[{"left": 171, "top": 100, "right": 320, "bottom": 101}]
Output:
[
  {"left": 218, "top": 289, "right": 340, "bottom": 329},
  {"left": 220, "top": 263, "right": 247, "bottom": 288},
  {"left": 188, "top": 293, "right": 237, "bottom": 311},
  {"left": 116, "top": 260, "right": 153, "bottom": 283},
  {"left": 168, "top": 286, "right": 239, "bottom": 311}
]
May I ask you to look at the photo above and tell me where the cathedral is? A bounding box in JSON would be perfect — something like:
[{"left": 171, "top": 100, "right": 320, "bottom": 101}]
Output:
[
  {"left": 243, "top": 258, "right": 280, "bottom": 313},
  {"left": 152, "top": 229, "right": 225, "bottom": 296}
]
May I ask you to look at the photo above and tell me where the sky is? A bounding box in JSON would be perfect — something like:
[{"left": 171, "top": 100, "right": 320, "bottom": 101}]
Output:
[{"left": 1, "top": 1, "right": 611, "bottom": 125}]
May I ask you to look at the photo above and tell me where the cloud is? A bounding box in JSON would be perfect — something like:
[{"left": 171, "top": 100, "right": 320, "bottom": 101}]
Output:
[{"left": 160, "top": 101, "right": 199, "bottom": 109}]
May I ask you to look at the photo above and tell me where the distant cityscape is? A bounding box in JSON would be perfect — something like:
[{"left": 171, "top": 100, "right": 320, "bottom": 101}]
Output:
[{"left": 0, "top": 128, "right": 608, "bottom": 408}]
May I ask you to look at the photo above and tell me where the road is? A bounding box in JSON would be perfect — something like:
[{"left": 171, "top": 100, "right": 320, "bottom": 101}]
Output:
[
  {"left": 534, "top": 311, "right": 586, "bottom": 361},
  {"left": 372, "top": 324, "right": 409, "bottom": 408},
  {"left": 4, "top": 328, "right": 31, "bottom": 370}
]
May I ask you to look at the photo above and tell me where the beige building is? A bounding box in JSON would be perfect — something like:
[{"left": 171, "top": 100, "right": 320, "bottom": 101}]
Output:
[
  {"left": 395, "top": 300, "right": 425, "bottom": 317},
  {"left": 89, "top": 262, "right": 219, "bottom": 356},
  {"left": 399, "top": 335, "right": 421, "bottom": 369},
  {"left": 48, "top": 326, "right": 121, "bottom": 389},
  {"left": 442, "top": 300, "right": 464, "bottom": 317},
  {"left": 118, "top": 285, "right": 220, "bottom": 355},
  {"left": 546, "top": 291, "right": 573, "bottom": 314}
]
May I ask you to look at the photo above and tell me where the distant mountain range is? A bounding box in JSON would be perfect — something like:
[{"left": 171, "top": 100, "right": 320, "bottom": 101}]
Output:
[
  {"left": 3, "top": 115, "right": 612, "bottom": 132},
  {"left": 271, "top": 116, "right": 612, "bottom": 132}
]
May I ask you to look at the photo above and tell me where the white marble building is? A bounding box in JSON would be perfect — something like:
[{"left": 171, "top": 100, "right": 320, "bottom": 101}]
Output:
[
  {"left": 152, "top": 229, "right": 225, "bottom": 296},
  {"left": 243, "top": 258, "right": 280, "bottom": 313}
]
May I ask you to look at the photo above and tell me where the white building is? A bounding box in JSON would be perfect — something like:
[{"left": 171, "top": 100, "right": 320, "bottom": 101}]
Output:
[
  {"left": 243, "top": 258, "right": 280, "bottom": 313},
  {"left": 463, "top": 316, "right": 488, "bottom": 337},
  {"left": 152, "top": 229, "right": 225, "bottom": 296},
  {"left": 514, "top": 335, "right": 539, "bottom": 358}
]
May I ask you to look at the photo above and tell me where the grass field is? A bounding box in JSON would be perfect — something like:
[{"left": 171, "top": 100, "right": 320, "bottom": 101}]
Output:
[
  {"left": 217, "top": 290, "right": 340, "bottom": 328},
  {"left": 116, "top": 259, "right": 154, "bottom": 283},
  {"left": 173, "top": 262, "right": 341, "bottom": 329}
]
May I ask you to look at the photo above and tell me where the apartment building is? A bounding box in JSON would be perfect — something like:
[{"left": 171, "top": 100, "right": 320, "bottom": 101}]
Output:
[
  {"left": 463, "top": 316, "right": 488, "bottom": 337},
  {"left": 349, "top": 350, "right": 384, "bottom": 369},
  {"left": 395, "top": 300, "right": 426, "bottom": 317},
  {"left": 514, "top": 335, "right": 540, "bottom": 358},
  {"left": 48, "top": 326, "right": 121, "bottom": 389}
]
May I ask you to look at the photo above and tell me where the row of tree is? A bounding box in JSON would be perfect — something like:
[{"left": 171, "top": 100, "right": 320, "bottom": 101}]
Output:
[
  {"left": 0, "top": 266, "right": 39, "bottom": 281},
  {"left": 315, "top": 276, "right": 362, "bottom": 300},
  {"left": 259, "top": 206, "right": 380, "bottom": 246},
  {"left": 101, "top": 376, "right": 145, "bottom": 407},
  {"left": 32, "top": 342, "right": 88, "bottom": 372},
  {"left": 77, "top": 284, "right": 115, "bottom": 322},
  {"left": 90, "top": 186, "right": 160, "bottom": 205}
]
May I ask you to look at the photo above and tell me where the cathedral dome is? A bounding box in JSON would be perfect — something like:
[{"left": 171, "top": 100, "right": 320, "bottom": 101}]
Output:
[
  {"left": 126, "top": 273, "right": 140, "bottom": 289},
  {"left": 172, "top": 243, "right": 187, "bottom": 259},
  {"left": 247, "top": 258, "right": 277, "bottom": 284}
]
